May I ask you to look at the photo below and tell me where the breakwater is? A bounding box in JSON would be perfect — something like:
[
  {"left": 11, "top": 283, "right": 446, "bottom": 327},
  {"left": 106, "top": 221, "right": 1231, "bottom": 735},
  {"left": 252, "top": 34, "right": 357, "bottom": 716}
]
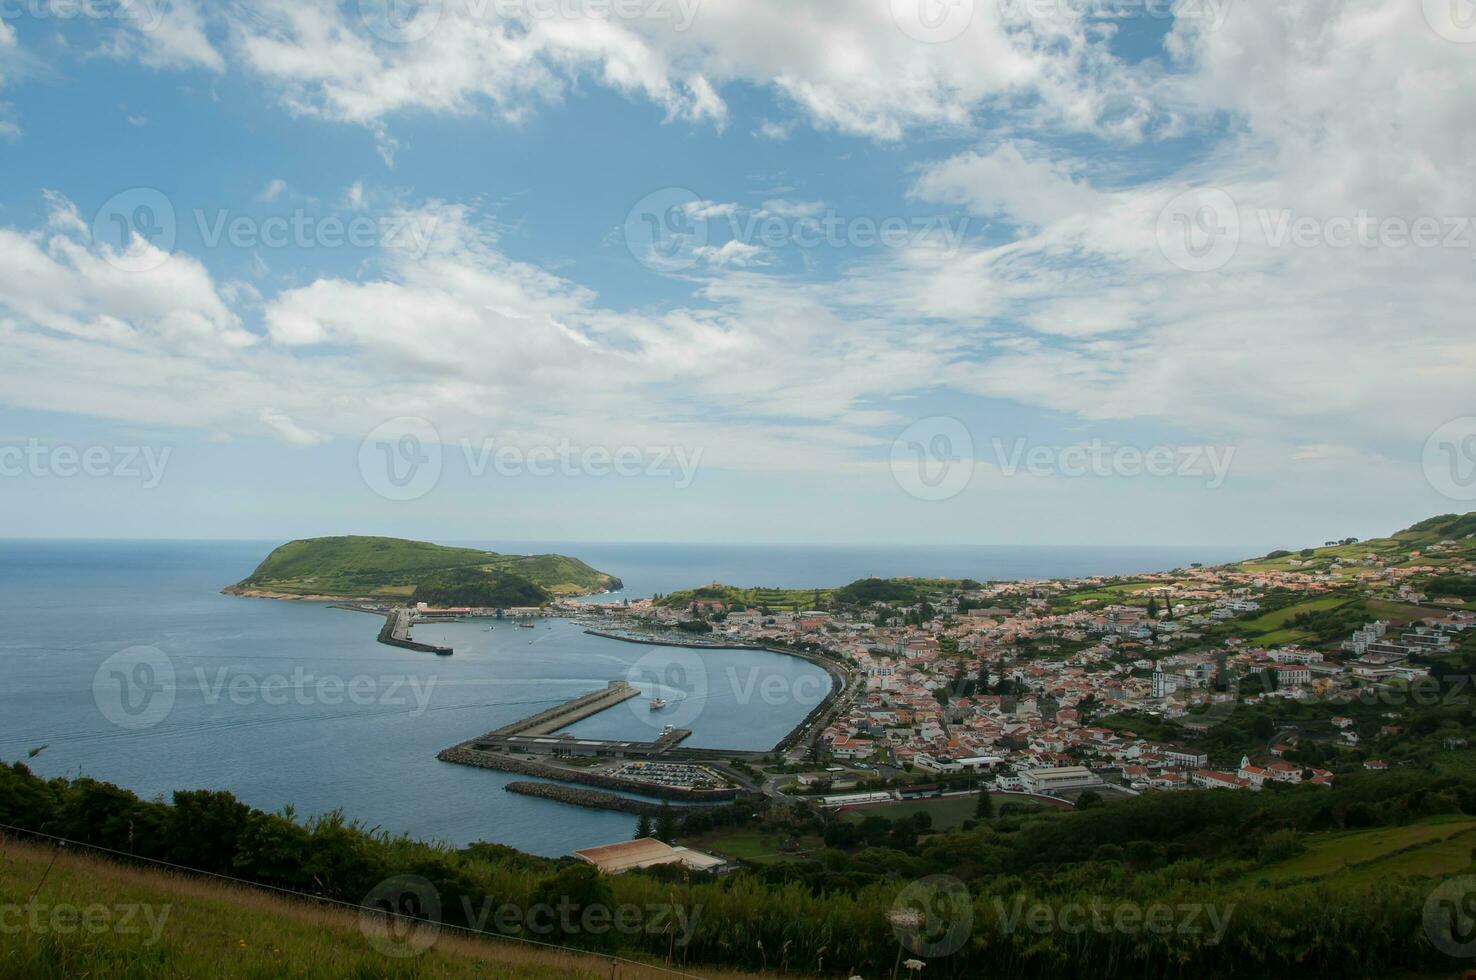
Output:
[
  {"left": 488, "top": 681, "right": 639, "bottom": 737},
  {"left": 504, "top": 781, "right": 729, "bottom": 815},
  {"left": 437, "top": 747, "right": 737, "bottom": 802},
  {"left": 376, "top": 607, "right": 453, "bottom": 655}
]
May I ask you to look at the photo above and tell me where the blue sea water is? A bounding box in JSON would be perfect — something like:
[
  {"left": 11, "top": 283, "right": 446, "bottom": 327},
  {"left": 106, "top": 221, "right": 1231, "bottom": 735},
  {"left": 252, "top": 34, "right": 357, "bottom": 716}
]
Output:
[{"left": 0, "top": 539, "right": 1248, "bottom": 855}]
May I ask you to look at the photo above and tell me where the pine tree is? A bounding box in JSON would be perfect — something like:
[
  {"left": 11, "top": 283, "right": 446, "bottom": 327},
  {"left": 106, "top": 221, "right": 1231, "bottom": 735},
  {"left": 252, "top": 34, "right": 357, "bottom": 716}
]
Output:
[
  {"left": 635, "top": 813, "right": 653, "bottom": 840},
  {"left": 975, "top": 788, "right": 993, "bottom": 820},
  {"left": 655, "top": 804, "right": 677, "bottom": 843}
]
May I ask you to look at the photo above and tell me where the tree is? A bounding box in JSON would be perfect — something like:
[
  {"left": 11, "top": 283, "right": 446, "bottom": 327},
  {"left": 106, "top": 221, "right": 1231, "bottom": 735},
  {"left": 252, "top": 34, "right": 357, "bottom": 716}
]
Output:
[
  {"left": 1076, "top": 790, "right": 1103, "bottom": 809},
  {"left": 975, "top": 788, "right": 994, "bottom": 820},
  {"left": 635, "top": 813, "right": 653, "bottom": 840},
  {"left": 655, "top": 804, "right": 677, "bottom": 843},
  {"left": 1147, "top": 597, "right": 1160, "bottom": 619}
]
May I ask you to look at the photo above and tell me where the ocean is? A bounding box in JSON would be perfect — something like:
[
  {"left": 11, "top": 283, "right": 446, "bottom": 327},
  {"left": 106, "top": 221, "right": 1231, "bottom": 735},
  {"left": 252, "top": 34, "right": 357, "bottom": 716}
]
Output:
[{"left": 0, "top": 539, "right": 1248, "bottom": 855}]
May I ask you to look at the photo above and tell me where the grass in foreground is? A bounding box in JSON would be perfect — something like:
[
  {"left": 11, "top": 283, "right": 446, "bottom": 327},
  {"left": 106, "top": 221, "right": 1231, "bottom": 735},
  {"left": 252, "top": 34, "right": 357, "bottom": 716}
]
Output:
[{"left": 0, "top": 836, "right": 761, "bottom": 980}]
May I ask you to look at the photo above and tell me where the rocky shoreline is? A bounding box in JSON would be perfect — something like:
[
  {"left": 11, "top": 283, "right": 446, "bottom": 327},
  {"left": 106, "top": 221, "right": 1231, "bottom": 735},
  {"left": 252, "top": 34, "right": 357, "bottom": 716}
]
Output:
[{"left": 503, "top": 781, "right": 728, "bottom": 815}]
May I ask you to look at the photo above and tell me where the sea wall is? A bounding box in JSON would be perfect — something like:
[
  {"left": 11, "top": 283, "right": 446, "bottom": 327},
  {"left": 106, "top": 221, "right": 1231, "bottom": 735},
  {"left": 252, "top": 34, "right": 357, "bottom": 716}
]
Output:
[
  {"left": 377, "top": 608, "right": 453, "bottom": 655},
  {"left": 503, "top": 781, "right": 727, "bottom": 815}
]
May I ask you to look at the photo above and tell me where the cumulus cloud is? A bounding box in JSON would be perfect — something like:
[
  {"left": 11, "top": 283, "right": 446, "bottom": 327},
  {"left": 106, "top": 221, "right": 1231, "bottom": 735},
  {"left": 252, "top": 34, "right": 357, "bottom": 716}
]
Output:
[{"left": 3, "top": 0, "right": 1472, "bottom": 509}]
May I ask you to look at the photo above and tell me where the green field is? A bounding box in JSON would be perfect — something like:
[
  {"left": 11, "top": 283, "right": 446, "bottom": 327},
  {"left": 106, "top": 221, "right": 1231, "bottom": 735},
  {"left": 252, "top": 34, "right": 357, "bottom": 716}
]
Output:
[
  {"left": 227, "top": 536, "right": 622, "bottom": 600},
  {"left": 0, "top": 836, "right": 754, "bottom": 980},
  {"left": 1237, "top": 596, "right": 1352, "bottom": 633},
  {"left": 839, "top": 794, "right": 991, "bottom": 830},
  {"left": 1254, "top": 816, "right": 1476, "bottom": 885}
]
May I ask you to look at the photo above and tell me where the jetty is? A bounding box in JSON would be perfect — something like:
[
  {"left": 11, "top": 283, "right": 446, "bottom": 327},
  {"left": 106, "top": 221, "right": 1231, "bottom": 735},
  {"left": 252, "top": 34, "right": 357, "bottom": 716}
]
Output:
[
  {"left": 491, "top": 680, "right": 642, "bottom": 737},
  {"left": 377, "top": 607, "right": 453, "bottom": 656},
  {"left": 441, "top": 681, "right": 691, "bottom": 760}
]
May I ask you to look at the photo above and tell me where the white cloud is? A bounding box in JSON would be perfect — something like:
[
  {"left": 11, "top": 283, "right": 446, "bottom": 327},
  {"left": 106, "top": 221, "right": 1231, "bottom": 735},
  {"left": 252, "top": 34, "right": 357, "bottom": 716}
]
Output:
[
  {"left": 259, "top": 407, "right": 327, "bottom": 446},
  {"left": 3, "top": 0, "right": 1472, "bottom": 515},
  {"left": 694, "top": 239, "right": 768, "bottom": 267},
  {"left": 107, "top": 0, "right": 225, "bottom": 72},
  {"left": 911, "top": 141, "right": 1104, "bottom": 230},
  {"left": 204, "top": 0, "right": 1169, "bottom": 143},
  {"left": 258, "top": 178, "right": 288, "bottom": 203}
]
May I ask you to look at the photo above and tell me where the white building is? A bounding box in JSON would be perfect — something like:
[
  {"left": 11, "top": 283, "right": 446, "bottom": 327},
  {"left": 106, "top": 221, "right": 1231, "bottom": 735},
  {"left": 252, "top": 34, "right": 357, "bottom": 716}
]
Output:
[{"left": 1018, "top": 766, "right": 1103, "bottom": 795}]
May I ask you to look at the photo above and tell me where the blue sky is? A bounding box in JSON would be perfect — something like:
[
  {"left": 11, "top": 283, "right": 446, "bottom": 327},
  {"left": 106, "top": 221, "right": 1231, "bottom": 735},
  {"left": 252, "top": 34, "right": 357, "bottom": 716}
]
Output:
[{"left": 0, "top": 1, "right": 1473, "bottom": 546}]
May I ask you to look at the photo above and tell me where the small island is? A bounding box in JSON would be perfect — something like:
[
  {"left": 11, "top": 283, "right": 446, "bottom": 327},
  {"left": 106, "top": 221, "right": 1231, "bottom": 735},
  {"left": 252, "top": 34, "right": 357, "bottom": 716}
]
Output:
[
  {"left": 223, "top": 535, "right": 623, "bottom": 603},
  {"left": 223, "top": 535, "right": 624, "bottom": 655}
]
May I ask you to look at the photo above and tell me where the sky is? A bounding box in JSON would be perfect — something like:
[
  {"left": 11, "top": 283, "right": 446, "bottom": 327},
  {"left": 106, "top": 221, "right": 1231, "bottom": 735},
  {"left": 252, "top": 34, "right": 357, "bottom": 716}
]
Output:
[{"left": 0, "top": 0, "right": 1474, "bottom": 547}]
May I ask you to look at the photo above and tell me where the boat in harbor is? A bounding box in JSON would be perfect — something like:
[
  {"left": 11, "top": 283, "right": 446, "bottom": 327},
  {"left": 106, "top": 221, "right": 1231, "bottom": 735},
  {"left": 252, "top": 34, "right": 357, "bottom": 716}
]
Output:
[
  {"left": 649, "top": 696, "right": 668, "bottom": 710},
  {"left": 517, "top": 622, "right": 535, "bottom": 629}
]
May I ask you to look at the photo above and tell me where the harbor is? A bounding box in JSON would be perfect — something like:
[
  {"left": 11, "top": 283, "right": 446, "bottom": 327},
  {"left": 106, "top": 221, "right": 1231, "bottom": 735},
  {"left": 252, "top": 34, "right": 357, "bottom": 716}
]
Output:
[{"left": 440, "top": 680, "right": 694, "bottom": 759}]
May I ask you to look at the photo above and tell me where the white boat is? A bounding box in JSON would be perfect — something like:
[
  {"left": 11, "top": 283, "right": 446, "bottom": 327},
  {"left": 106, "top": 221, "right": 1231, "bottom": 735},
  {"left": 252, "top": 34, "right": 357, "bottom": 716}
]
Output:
[{"left": 649, "top": 697, "right": 668, "bottom": 710}]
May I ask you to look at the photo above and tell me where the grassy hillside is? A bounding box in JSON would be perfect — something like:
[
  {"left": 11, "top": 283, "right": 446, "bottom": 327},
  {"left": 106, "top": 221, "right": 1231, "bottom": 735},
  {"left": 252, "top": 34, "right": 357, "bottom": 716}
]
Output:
[
  {"left": 0, "top": 836, "right": 757, "bottom": 980},
  {"left": 1235, "top": 511, "right": 1476, "bottom": 577},
  {"left": 227, "top": 536, "right": 622, "bottom": 601},
  {"left": 656, "top": 577, "right": 979, "bottom": 612}
]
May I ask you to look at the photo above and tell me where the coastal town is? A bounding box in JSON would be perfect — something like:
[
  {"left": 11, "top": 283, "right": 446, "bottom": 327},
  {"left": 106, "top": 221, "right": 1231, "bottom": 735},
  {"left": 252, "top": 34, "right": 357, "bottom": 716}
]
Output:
[{"left": 566, "top": 515, "right": 1476, "bottom": 806}]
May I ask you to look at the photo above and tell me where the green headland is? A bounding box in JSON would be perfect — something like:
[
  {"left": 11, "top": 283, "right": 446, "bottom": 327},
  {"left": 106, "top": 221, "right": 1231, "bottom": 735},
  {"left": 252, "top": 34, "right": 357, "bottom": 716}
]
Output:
[{"left": 224, "top": 535, "right": 622, "bottom": 605}]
